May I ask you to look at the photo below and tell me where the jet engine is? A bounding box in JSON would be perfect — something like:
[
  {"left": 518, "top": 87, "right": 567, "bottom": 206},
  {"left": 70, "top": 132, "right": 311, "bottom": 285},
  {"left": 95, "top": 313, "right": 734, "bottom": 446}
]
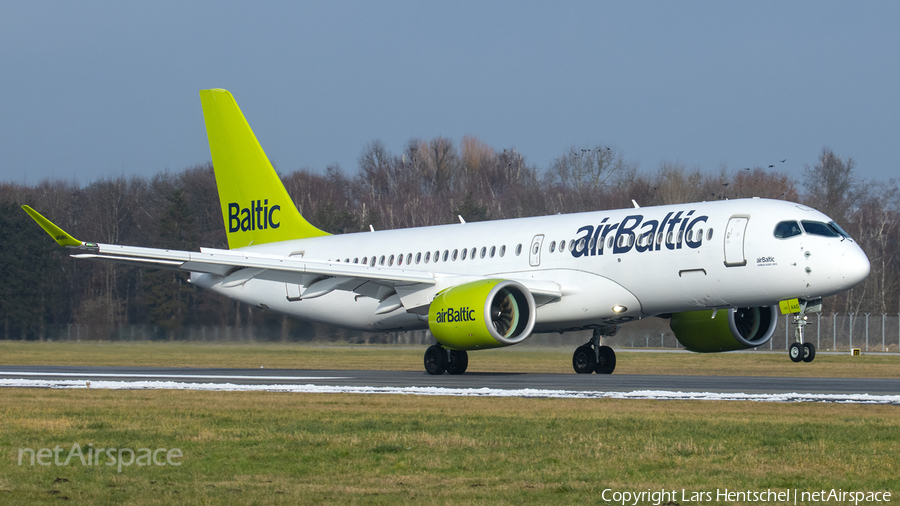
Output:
[
  {"left": 670, "top": 306, "right": 777, "bottom": 352},
  {"left": 428, "top": 279, "right": 536, "bottom": 350}
]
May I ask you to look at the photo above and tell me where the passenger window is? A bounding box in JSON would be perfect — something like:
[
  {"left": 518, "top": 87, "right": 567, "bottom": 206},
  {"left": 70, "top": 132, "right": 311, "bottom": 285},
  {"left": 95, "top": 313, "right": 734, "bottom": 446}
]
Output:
[
  {"left": 490, "top": 246, "right": 496, "bottom": 258},
  {"left": 362, "top": 257, "right": 367, "bottom": 265},
  {"left": 480, "top": 247, "right": 487, "bottom": 258},
  {"left": 774, "top": 221, "right": 802, "bottom": 239},
  {"left": 499, "top": 245, "right": 506, "bottom": 257},
  {"left": 707, "top": 229, "right": 713, "bottom": 241},
  {"left": 442, "top": 250, "right": 449, "bottom": 262},
  {"left": 424, "top": 251, "right": 431, "bottom": 263},
  {"left": 452, "top": 249, "right": 458, "bottom": 261},
  {"left": 389, "top": 254, "right": 395, "bottom": 266},
  {"left": 801, "top": 220, "right": 840, "bottom": 237},
  {"left": 549, "top": 241, "right": 556, "bottom": 253},
  {"left": 397, "top": 254, "right": 403, "bottom": 266},
  {"left": 370, "top": 257, "right": 376, "bottom": 267},
  {"left": 379, "top": 255, "right": 386, "bottom": 266},
  {"left": 559, "top": 240, "right": 566, "bottom": 252},
  {"left": 470, "top": 247, "right": 476, "bottom": 259},
  {"left": 406, "top": 253, "right": 412, "bottom": 265},
  {"left": 353, "top": 258, "right": 359, "bottom": 264},
  {"left": 416, "top": 252, "right": 421, "bottom": 264},
  {"left": 608, "top": 236, "right": 614, "bottom": 249},
  {"left": 577, "top": 238, "right": 586, "bottom": 251},
  {"left": 516, "top": 244, "right": 522, "bottom": 256}
]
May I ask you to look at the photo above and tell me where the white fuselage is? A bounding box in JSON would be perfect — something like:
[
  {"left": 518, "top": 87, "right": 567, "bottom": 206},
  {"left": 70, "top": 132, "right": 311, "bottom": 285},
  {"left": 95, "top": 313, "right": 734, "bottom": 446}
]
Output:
[{"left": 192, "top": 198, "right": 870, "bottom": 333}]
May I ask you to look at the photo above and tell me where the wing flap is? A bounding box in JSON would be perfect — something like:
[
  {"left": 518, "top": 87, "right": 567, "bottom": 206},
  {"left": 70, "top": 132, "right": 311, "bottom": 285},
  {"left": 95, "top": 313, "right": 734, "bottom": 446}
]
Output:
[{"left": 79, "top": 243, "right": 437, "bottom": 285}]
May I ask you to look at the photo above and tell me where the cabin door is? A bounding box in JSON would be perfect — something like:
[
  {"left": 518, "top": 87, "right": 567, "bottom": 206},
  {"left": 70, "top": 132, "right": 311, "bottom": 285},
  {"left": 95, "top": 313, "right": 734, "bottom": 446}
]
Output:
[
  {"left": 529, "top": 235, "right": 544, "bottom": 267},
  {"left": 723, "top": 217, "right": 748, "bottom": 267}
]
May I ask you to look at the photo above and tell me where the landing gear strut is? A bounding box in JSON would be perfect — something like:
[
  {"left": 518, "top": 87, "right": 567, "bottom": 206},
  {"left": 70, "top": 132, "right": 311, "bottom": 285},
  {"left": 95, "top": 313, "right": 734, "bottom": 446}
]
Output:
[
  {"left": 788, "top": 299, "right": 821, "bottom": 363},
  {"left": 424, "top": 344, "right": 468, "bottom": 375},
  {"left": 573, "top": 326, "right": 618, "bottom": 374}
]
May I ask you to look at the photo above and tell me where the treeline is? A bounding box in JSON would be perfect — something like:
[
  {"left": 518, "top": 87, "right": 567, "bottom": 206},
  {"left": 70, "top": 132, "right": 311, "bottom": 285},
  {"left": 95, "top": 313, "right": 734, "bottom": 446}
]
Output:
[{"left": 0, "top": 137, "right": 897, "bottom": 340}]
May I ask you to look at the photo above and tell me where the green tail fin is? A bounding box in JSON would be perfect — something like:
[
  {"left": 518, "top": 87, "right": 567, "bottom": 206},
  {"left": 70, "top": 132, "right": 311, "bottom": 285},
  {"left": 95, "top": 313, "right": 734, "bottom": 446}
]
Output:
[{"left": 199, "top": 89, "right": 328, "bottom": 249}]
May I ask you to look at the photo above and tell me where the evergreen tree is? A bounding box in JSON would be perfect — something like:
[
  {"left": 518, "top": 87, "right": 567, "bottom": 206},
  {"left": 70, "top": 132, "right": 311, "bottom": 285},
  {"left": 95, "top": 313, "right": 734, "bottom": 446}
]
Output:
[{"left": 142, "top": 189, "right": 197, "bottom": 338}]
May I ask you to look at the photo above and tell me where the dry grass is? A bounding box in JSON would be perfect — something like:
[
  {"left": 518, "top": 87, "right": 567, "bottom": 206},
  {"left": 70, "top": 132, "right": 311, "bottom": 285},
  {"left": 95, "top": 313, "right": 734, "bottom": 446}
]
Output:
[
  {"left": 0, "top": 389, "right": 897, "bottom": 505},
  {"left": 1, "top": 340, "right": 899, "bottom": 377}
]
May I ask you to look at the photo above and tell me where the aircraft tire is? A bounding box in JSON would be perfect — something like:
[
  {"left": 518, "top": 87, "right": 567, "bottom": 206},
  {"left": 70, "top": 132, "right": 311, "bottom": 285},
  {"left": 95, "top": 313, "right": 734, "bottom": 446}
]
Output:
[
  {"left": 802, "top": 342, "right": 816, "bottom": 363},
  {"left": 424, "top": 345, "right": 447, "bottom": 375},
  {"left": 595, "top": 345, "right": 616, "bottom": 374},
  {"left": 572, "top": 345, "right": 596, "bottom": 374},
  {"left": 788, "top": 342, "right": 804, "bottom": 363},
  {"left": 447, "top": 350, "right": 469, "bottom": 375}
]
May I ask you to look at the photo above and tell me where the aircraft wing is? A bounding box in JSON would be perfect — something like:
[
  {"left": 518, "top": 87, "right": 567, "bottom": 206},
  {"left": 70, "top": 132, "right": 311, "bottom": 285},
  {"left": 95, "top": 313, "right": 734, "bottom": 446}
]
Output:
[{"left": 23, "top": 206, "right": 562, "bottom": 308}]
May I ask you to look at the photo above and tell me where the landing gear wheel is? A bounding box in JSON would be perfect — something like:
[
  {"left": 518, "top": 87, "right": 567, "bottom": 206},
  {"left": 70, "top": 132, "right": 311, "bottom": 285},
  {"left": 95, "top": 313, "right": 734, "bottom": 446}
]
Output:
[
  {"left": 572, "top": 345, "right": 596, "bottom": 374},
  {"left": 424, "top": 345, "right": 447, "bottom": 375},
  {"left": 447, "top": 350, "right": 469, "bottom": 375},
  {"left": 802, "top": 342, "right": 816, "bottom": 363},
  {"left": 788, "top": 342, "right": 804, "bottom": 363},
  {"left": 595, "top": 345, "right": 616, "bottom": 374}
]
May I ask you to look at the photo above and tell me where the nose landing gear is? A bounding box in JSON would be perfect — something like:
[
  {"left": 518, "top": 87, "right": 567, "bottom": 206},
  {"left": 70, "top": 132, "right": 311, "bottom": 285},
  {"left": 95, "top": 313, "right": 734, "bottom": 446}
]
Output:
[{"left": 788, "top": 299, "right": 821, "bottom": 363}]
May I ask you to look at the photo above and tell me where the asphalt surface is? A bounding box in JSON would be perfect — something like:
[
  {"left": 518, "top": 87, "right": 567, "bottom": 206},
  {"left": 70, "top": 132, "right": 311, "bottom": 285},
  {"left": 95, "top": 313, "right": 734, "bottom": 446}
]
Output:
[{"left": 1, "top": 365, "right": 899, "bottom": 395}]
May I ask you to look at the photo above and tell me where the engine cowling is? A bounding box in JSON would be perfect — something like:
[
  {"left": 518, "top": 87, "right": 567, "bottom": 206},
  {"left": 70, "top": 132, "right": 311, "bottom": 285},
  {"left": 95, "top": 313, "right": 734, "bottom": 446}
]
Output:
[
  {"left": 670, "top": 306, "right": 777, "bottom": 352},
  {"left": 428, "top": 279, "right": 536, "bottom": 350}
]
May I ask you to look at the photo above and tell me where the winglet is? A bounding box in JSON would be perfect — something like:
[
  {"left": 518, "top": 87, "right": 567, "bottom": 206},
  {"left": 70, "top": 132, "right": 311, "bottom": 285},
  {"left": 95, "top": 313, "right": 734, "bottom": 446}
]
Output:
[{"left": 21, "top": 205, "right": 83, "bottom": 247}]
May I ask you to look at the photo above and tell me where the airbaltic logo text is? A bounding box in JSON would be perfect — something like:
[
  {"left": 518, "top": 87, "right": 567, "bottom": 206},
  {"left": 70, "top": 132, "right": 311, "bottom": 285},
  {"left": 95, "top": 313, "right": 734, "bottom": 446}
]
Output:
[
  {"left": 435, "top": 307, "right": 476, "bottom": 324},
  {"left": 228, "top": 199, "right": 280, "bottom": 233},
  {"left": 571, "top": 209, "right": 709, "bottom": 257}
]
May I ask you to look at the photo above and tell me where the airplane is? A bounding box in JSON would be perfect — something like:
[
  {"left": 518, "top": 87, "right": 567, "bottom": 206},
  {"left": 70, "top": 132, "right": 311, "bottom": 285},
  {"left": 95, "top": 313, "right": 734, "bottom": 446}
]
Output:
[{"left": 23, "top": 89, "right": 870, "bottom": 375}]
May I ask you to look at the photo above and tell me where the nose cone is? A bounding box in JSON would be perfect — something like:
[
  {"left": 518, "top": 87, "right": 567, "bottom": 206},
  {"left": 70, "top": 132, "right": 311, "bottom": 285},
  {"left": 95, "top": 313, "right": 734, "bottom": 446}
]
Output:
[{"left": 839, "top": 243, "right": 870, "bottom": 288}]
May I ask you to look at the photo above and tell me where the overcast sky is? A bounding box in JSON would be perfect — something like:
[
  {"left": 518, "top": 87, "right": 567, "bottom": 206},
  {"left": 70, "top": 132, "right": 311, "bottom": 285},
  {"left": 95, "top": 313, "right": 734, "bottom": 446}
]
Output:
[{"left": 1, "top": 1, "right": 897, "bottom": 186}]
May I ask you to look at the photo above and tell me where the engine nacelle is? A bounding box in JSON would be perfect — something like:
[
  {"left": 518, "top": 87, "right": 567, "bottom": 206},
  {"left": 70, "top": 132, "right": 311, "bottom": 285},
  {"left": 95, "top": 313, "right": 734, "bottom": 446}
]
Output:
[
  {"left": 670, "top": 306, "right": 777, "bottom": 352},
  {"left": 428, "top": 279, "right": 536, "bottom": 350}
]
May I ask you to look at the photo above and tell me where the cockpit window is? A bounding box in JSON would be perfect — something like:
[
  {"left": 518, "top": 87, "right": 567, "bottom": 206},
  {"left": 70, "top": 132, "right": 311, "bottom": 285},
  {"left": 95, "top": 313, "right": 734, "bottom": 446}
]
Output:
[
  {"left": 801, "top": 220, "right": 841, "bottom": 238},
  {"left": 774, "top": 221, "right": 802, "bottom": 239},
  {"left": 828, "top": 221, "right": 852, "bottom": 240}
]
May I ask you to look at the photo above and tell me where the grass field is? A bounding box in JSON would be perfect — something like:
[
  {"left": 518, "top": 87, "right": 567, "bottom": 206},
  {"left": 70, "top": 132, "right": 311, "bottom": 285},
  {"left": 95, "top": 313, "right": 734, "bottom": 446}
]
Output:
[
  {"left": 1, "top": 341, "right": 898, "bottom": 505},
  {"left": 2, "top": 390, "right": 898, "bottom": 505},
  {"left": 1, "top": 340, "right": 899, "bottom": 378}
]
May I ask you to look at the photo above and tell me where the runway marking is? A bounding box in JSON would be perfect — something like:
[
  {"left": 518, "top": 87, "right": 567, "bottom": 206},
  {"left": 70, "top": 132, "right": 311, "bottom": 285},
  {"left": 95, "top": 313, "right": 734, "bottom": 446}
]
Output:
[
  {"left": 0, "top": 372, "right": 349, "bottom": 381},
  {"left": 2, "top": 378, "right": 898, "bottom": 405}
]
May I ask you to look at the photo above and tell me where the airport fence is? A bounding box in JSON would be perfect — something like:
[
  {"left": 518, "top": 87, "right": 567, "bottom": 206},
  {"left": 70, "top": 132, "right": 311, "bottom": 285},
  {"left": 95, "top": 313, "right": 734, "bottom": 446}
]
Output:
[
  {"left": 609, "top": 313, "right": 900, "bottom": 352},
  {"left": 12, "top": 314, "right": 900, "bottom": 352}
]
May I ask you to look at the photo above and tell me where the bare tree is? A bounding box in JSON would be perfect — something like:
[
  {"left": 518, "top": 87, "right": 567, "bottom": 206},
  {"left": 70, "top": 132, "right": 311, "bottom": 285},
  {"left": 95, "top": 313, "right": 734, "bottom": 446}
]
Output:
[{"left": 802, "top": 147, "right": 865, "bottom": 226}]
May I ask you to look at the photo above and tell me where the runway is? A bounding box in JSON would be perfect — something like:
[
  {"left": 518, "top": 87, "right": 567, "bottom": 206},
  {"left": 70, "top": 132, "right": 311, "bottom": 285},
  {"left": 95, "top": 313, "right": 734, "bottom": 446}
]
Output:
[{"left": 2, "top": 365, "right": 899, "bottom": 404}]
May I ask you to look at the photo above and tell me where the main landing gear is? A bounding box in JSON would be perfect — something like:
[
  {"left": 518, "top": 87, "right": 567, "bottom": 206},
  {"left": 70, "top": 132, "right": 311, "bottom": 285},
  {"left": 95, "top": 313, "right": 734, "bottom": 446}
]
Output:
[
  {"left": 424, "top": 344, "right": 469, "bottom": 375},
  {"left": 572, "top": 326, "right": 618, "bottom": 374},
  {"left": 788, "top": 299, "right": 821, "bottom": 363}
]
